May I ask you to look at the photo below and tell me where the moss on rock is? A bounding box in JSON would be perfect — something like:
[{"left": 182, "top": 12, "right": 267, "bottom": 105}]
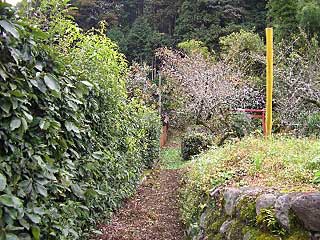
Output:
[
  {"left": 204, "top": 206, "right": 228, "bottom": 235},
  {"left": 242, "top": 226, "right": 281, "bottom": 240},
  {"left": 210, "top": 233, "right": 224, "bottom": 240},
  {"left": 226, "top": 220, "right": 245, "bottom": 239},
  {"left": 237, "top": 196, "right": 257, "bottom": 225},
  {"left": 286, "top": 230, "right": 309, "bottom": 240}
]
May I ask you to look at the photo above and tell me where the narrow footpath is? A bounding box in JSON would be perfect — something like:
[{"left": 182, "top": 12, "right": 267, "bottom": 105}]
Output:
[{"left": 97, "top": 167, "right": 186, "bottom": 240}]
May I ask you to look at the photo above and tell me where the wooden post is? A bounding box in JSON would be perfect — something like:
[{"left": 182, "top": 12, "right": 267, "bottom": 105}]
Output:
[{"left": 266, "top": 28, "right": 274, "bottom": 137}]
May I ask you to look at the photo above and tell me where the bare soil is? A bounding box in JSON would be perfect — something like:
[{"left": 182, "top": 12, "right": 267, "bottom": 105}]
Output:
[{"left": 96, "top": 168, "right": 186, "bottom": 240}]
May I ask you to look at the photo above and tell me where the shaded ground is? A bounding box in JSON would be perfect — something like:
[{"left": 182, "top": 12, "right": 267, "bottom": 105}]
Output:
[{"left": 96, "top": 167, "right": 186, "bottom": 240}]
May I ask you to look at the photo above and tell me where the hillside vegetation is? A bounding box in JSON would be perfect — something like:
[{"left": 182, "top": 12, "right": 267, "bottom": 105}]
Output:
[{"left": 181, "top": 136, "right": 320, "bottom": 230}]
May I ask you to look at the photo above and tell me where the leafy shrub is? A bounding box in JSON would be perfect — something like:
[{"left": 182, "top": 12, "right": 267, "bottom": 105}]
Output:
[
  {"left": 230, "top": 113, "right": 261, "bottom": 138},
  {"left": 178, "top": 39, "right": 212, "bottom": 60},
  {"left": 304, "top": 112, "right": 320, "bottom": 136},
  {"left": 0, "top": 5, "right": 160, "bottom": 239},
  {"left": 219, "top": 29, "right": 264, "bottom": 80},
  {"left": 181, "top": 132, "right": 213, "bottom": 161}
]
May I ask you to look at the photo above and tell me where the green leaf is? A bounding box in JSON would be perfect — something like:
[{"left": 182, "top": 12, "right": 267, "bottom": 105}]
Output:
[
  {"left": 71, "top": 184, "right": 84, "bottom": 199},
  {"left": 0, "top": 20, "right": 19, "bottom": 39},
  {"left": 30, "top": 79, "right": 47, "bottom": 93},
  {"left": 10, "top": 118, "right": 21, "bottom": 131},
  {"left": 44, "top": 74, "right": 60, "bottom": 92},
  {"left": 35, "top": 183, "right": 47, "bottom": 197},
  {"left": 11, "top": 98, "right": 18, "bottom": 110},
  {"left": 21, "top": 118, "right": 28, "bottom": 131},
  {"left": 91, "top": 230, "right": 103, "bottom": 235},
  {"left": 5, "top": 233, "right": 19, "bottom": 240},
  {"left": 80, "top": 81, "right": 93, "bottom": 88},
  {"left": 5, "top": 226, "right": 24, "bottom": 231},
  {"left": 0, "top": 194, "right": 22, "bottom": 209},
  {"left": 31, "top": 226, "right": 40, "bottom": 240},
  {"left": 65, "top": 121, "right": 80, "bottom": 133},
  {"left": 0, "top": 101, "right": 11, "bottom": 114},
  {"left": 0, "top": 173, "right": 7, "bottom": 191},
  {"left": 39, "top": 118, "right": 50, "bottom": 130},
  {"left": 95, "top": 190, "right": 108, "bottom": 196},
  {"left": 34, "top": 62, "right": 43, "bottom": 71},
  {"left": 6, "top": 207, "right": 18, "bottom": 219},
  {"left": 33, "top": 207, "right": 45, "bottom": 216},
  {"left": 26, "top": 213, "right": 41, "bottom": 224},
  {"left": 0, "top": 195, "right": 13, "bottom": 207},
  {"left": 11, "top": 90, "right": 24, "bottom": 97},
  {"left": 19, "top": 218, "right": 30, "bottom": 230},
  {"left": 19, "top": 179, "right": 33, "bottom": 195},
  {"left": 23, "top": 111, "right": 33, "bottom": 122},
  {"left": 0, "top": 67, "right": 8, "bottom": 80}
]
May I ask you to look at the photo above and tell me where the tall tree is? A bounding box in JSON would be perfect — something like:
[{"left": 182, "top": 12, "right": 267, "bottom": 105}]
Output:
[
  {"left": 174, "top": 0, "right": 267, "bottom": 50},
  {"left": 70, "top": 0, "right": 267, "bottom": 61},
  {"left": 120, "top": 17, "right": 172, "bottom": 62},
  {"left": 71, "top": 0, "right": 121, "bottom": 30},
  {"left": 144, "top": 0, "right": 182, "bottom": 35},
  {"left": 267, "top": 0, "right": 299, "bottom": 39},
  {"left": 298, "top": 0, "right": 320, "bottom": 37}
]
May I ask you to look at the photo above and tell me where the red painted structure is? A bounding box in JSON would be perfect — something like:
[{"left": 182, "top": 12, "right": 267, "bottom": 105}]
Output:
[{"left": 234, "top": 109, "right": 266, "bottom": 136}]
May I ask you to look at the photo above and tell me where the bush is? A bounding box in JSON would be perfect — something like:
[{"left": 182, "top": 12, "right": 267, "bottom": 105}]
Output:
[
  {"left": 0, "top": 5, "right": 160, "bottom": 239},
  {"left": 304, "top": 112, "right": 320, "bottom": 137},
  {"left": 181, "top": 132, "right": 213, "bottom": 161},
  {"left": 230, "top": 113, "right": 261, "bottom": 138}
]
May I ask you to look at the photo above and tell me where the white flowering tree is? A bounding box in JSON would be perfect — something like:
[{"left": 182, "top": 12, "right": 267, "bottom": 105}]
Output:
[
  {"left": 275, "top": 37, "right": 320, "bottom": 133},
  {"left": 156, "top": 48, "right": 263, "bottom": 139}
]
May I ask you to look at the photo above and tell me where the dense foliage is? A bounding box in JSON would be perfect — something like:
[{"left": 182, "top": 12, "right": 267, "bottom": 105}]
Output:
[
  {"left": 0, "top": 3, "right": 160, "bottom": 239},
  {"left": 70, "top": 0, "right": 267, "bottom": 63},
  {"left": 181, "top": 132, "right": 213, "bottom": 161},
  {"left": 268, "top": 0, "right": 320, "bottom": 39}
]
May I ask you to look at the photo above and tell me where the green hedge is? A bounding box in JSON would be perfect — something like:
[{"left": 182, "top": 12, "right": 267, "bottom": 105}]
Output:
[{"left": 0, "top": 5, "right": 160, "bottom": 239}]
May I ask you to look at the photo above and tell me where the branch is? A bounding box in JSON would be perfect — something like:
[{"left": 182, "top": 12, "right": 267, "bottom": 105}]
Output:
[{"left": 302, "top": 97, "right": 320, "bottom": 108}]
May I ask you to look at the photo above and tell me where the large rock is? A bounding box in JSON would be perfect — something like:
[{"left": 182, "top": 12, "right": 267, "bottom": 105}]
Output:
[
  {"left": 241, "top": 187, "right": 265, "bottom": 196},
  {"left": 292, "top": 193, "right": 320, "bottom": 232},
  {"left": 256, "top": 193, "right": 277, "bottom": 215},
  {"left": 224, "top": 188, "right": 243, "bottom": 216},
  {"left": 199, "top": 209, "right": 208, "bottom": 228},
  {"left": 275, "top": 193, "right": 303, "bottom": 230}
]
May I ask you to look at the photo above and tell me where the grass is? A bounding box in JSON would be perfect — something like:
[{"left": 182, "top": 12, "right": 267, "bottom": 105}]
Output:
[
  {"left": 160, "top": 147, "right": 187, "bottom": 170},
  {"left": 180, "top": 135, "right": 320, "bottom": 225},
  {"left": 159, "top": 129, "right": 189, "bottom": 170},
  {"left": 189, "top": 136, "right": 320, "bottom": 191}
]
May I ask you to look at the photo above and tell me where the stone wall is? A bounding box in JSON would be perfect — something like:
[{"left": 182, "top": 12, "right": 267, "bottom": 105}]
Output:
[{"left": 188, "top": 187, "right": 320, "bottom": 240}]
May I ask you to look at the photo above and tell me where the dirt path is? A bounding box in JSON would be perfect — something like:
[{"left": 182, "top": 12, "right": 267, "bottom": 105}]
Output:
[{"left": 96, "top": 168, "right": 186, "bottom": 240}]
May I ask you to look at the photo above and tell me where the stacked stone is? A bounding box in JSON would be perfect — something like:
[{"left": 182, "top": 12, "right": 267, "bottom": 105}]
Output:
[{"left": 190, "top": 187, "right": 320, "bottom": 240}]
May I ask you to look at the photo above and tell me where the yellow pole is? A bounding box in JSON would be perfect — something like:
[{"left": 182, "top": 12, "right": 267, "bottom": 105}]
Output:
[{"left": 266, "top": 28, "right": 274, "bottom": 137}]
